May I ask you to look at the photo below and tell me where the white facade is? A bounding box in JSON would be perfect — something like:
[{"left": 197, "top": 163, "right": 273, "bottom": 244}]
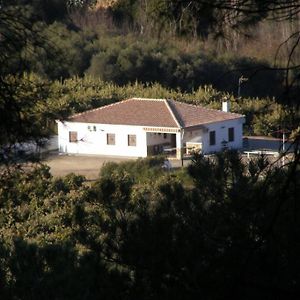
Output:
[
  {"left": 57, "top": 121, "right": 149, "bottom": 157},
  {"left": 57, "top": 117, "right": 244, "bottom": 158},
  {"left": 195, "top": 118, "right": 244, "bottom": 153}
]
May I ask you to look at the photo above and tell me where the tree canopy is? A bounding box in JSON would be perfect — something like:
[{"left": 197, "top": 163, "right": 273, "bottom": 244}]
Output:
[
  {"left": 0, "top": 152, "right": 300, "bottom": 299},
  {"left": 1, "top": 1, "right": 300, "bottom": 299}
]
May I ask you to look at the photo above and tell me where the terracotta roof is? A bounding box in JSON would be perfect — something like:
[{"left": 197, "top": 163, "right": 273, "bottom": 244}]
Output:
[
  {"left": 68, "top": 98, "right": 244, "bottom": 128},
  {"left": 167, "top": 100, "right": 244, "bottom": 128}
]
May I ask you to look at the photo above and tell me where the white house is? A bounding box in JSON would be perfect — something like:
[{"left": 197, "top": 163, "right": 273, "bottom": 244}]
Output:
[{"left": 57, "top": 98, "right": 245, "bottom": 159}]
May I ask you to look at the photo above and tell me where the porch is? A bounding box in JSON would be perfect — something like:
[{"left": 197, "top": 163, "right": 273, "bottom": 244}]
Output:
[
  {"left": 146, "top": 132, "right": 177, "bottom": 157},
  {"left": 145, "top": 129, "right": 203, "bottom": 159}
]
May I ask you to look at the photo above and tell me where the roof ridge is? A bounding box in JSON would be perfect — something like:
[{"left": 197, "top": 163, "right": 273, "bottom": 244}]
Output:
[
  {"left": 165, "top": 99, "right": 182, "bottom": 128},
  {"left": 132, "top": 97, "right": 166, "bottom": 101}
]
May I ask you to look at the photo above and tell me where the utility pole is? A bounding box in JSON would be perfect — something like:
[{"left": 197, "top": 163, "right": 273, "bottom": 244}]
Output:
[{"left": 238, "top": 75, "right": 248, "bottom": 98}]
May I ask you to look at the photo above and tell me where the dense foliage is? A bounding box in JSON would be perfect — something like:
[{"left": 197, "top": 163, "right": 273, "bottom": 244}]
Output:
[
  {"left": 1, "top": 1, "right": 297, "bottom": 100},
  {"left": 0, "top": 152, "right": 300, "bottom": 299},
  {"left": 1, "top": 1, "right": 300, "bottom": 299}
]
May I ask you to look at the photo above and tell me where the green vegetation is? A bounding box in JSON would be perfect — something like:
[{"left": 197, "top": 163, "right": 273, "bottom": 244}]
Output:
[
  {"left": 2, "top": 0, "right": 298, "bottom": 140},
  {"left": 0, "top": 152, "right": 300, "bottom": 299},
  {"left": 10, "top": 19, "right": 284, "bottom": 98},
  {"left": 0, "top": 74, "right": 53, "bottom": 147},
  {"left": 1, "top": 1, "right": 298, "bottom": 142},
  {"left": 1, "top": 1, "right": 296, "bottom": 100},
  {"left": 1, "top": 1, "right": 300, "bottom": 299}
]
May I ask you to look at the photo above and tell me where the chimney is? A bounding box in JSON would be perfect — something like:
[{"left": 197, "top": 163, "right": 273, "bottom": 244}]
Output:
[{"left": 222, "top": 101, "right": 230, "bottom": 112}]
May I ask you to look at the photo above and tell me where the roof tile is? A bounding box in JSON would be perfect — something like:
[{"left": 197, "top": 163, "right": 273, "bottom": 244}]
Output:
[
  {"left": 68, "top": 98, "right": 244, "bottom": 128},
  {"left": 167, "top": 100, "right": 244, "bottom": 128}
]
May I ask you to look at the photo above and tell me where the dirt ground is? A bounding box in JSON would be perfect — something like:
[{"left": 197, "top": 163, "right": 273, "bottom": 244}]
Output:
[
  {"left": 42, "top": 152, "right": 188, "bottom": 180},
  {"left": 43, "top": 152, "right": 135, "bottom": 180}
]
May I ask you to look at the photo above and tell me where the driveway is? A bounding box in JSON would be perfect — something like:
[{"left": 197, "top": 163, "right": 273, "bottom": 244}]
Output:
[
  {"left": 43, "top": 152, "right": 190, "bottom": 180},
  {"left": 43, "top": 153, "right": 135, "bottom": 179}
]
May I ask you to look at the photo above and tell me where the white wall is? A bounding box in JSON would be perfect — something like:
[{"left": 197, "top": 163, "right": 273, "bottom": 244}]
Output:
[
  {"left": 57, "top": 121, "right": 148, "bottom": 157},
  {"left": 57, "top": 117, "right": 244, "bottom": 157},
  {"left": 200, "top": 118, "right": 244, "bottom": 153}
]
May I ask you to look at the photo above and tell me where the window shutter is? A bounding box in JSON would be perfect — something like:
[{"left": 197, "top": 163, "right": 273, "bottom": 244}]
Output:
[
  {"left": 107, "top": 133, "right": 115, "bottom": 145},
  {"left": 128, "top": 134, "right": 136, "bottom": 146},
  {"left": 69, "top": 131, "right": 78, "bottom": 143}
]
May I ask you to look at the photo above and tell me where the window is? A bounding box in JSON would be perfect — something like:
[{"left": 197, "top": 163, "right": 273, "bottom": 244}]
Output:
[
  {"left": 228, "top": 127, "right": 234, "bottom": 142},
  {"left": 128, "top": 134, "right": 136, "bottom": 146},
  {"left": 107, "top": 133, "right": 115, "bottom": 145},
  {"left": 209, "top": 131, "right": 216, "bottom": 146},
  {"left": 69, "top": 131, "right": 78, "bottom": 143},
  {"left": 163, "top": 133, "right": 167, "bottom": 139}
]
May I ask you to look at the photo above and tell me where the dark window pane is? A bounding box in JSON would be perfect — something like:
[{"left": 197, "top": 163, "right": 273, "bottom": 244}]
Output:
[
  {"left": 228, "top": 127, "right": 234, "bottom": 142},
  {"left": 209, "top": 131, "right": 216, "bottom": 145}
]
